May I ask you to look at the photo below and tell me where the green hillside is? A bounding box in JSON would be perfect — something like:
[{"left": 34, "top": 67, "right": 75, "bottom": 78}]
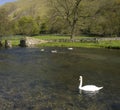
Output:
[
  {"left": 0, "top": 0, "right": 120, "bottom": 37},
  {"left": 0, "top": 0, "right": 49, "bottom": 19}
]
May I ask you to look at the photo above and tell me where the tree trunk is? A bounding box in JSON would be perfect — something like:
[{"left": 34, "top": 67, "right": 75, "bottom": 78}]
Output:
[
  {"left": 70, "top": 24, "right": 75, "bottom": 39},
  {"left": 70, "top": 0, "right": 82, "bottom": 39}
]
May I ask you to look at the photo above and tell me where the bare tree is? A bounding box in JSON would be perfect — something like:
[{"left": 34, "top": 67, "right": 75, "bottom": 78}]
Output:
[{"left": 49, "top": 0, "right": 82, "bottom": 39}]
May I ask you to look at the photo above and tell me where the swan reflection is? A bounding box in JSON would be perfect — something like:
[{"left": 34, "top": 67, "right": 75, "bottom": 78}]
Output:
[{"left": 79, "top": 89, "right": 99, "bottom": 97}]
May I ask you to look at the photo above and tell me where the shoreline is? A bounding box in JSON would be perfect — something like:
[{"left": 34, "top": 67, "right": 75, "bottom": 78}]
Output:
[{"left": 0, "top": 36, "right": 120, "bottom": 49}]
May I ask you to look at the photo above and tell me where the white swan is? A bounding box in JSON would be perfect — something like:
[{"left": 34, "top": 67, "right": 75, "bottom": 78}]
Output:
[{"left": 79, "top": 76, "right": 103, "bottom": 92}]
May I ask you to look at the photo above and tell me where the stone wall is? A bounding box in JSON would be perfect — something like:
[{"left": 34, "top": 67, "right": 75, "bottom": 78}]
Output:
[
  {"left": 0, "top": 41, "right": 3, "bottom": 48},
  {"left": 5, "top": 40, "right": 12, "bottom": 48},
  {"left": 0, "top": 40, "right": 12, "bottom": 48},
  {"left": 49, "top": 37, "right": 120, "bottom": 43},
  {"left": 96, "top": 37, "right": 120, "bottom": 41},
  {"left": 50, "top": 38, "right": 97, "bottom": 43},
  {"left": 19, "top": 37, "right": 48, "bottom": 47}
]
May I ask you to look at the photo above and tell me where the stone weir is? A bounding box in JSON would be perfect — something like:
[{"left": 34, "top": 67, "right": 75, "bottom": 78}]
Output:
[
  {"left": 19, "top": 37, "right": 48, "bottom": 47},
  {"left": 0, "top": 40, "right": 12, "bottom": 48}
]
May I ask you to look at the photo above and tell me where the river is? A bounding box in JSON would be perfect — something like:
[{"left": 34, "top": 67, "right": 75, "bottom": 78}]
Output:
[{"left": 0, "top": 47, "right": 120, "bottom": 110}]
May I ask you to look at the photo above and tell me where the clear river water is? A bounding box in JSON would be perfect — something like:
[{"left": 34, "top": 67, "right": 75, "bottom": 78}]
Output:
[{"left": 0, "top": 47, "right": 120, "bottom": 110}]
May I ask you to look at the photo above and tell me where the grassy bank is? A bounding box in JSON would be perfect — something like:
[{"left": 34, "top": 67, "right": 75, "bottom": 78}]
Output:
[
  {"left": 0, "top": 36, "right": 23, "bottom": 47},
  {"left": 35, "top": 35, "right": 120, "bottom": 49},
  {"left": 1, "top": 35, "right": 120, "bottom": 49},
  {"left": 37, "top": 41, "right": 120, "bottom": 49},
  {"left": 37, "top": 42, "right": 99, "bottom": 48},
  {"left": 98, "top": 40, "right": 120, "bottom": 49}
]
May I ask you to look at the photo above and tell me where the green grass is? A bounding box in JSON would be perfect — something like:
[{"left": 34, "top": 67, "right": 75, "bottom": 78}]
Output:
[
  {"left": 37, "top": 42, "right": 100, "bottom": 48},
  {"left": 34, "top": 35, "right": 89, "bottom": 40},
  {"left": 37, "top": 38, "right": 120, "bottom": 49},
  {"left": 0, "top": 36, "right": 23, "bottom": 47},
  {"left": 0, "top": 39, "right": 19, "bottom": 47},
  {"left": 98, "top": 40, "right": 120, "bottom": 49},
  {"left": 38, "top": 41, "right": 120, "bottom": 49},
  {"left": 34, "top": 35, "right": 70, "bottom": 40},
  {"left": 11, "top": 40, "right": 20, "bottom": 46},
  {"left": 34, "top": 35, "right": 98, "bottom": 48},
  {"left": 35, "top": 35, "right": 120, "bottom": 49},
  {"left": 1, "top": 35, "right": 120, "bottom": 49}
]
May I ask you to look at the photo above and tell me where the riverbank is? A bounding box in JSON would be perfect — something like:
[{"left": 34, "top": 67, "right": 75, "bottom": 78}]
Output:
[
  {"left": 37, "top": 41, "right": 120, "bottom": 49},
  {"left": 0, "top": 35, "right": 120, "bottom": 49},
  {"left": 34, "top": 35, "right": 120, "bottom": 49}
]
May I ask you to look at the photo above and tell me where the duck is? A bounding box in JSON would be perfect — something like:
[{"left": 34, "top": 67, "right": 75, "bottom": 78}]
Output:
[
  {"left": 79, "top": 76, "right": 103, "bottom": 92},
  {"left": 41, "top": 49, "right": 44, "bottom": 52},
  {"left": 51, "top": 50, "right": 57, "bottom": 53},
  {"left": 68, "top": 47, "right": 73, "bottom": 50}
]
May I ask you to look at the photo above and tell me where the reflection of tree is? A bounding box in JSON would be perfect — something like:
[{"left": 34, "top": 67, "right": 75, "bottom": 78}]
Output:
[{"left": 79, "top": 90, "right": 99, "bottom": 97}]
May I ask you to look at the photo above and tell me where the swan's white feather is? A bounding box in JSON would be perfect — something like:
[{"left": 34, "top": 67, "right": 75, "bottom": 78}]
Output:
[
  {"left": 79, "top": 76, "right": 103, "bottom": 92},
  {"left": 79, "top": 85, "right": 103, "bottom": 91}
]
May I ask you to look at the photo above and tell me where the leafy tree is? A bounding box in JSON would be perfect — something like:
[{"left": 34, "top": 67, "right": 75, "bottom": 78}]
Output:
[
  {"left": 0, "top": 0, "right": 120, "bottom": 37},
  {"left": 49, "top": 0, "right": 82, "bottom": 39},
  {"left": 91, "top": 0, "right": 120, "bottom": 36},
  {"left": 40, "top": 23, "right": 48, "bottom": 34},
  {"left": 0, "top": 8, "right": 10, "bottom": 37},
  {"left": 18, "top": 16, "right": 39, "bottom": 36}
]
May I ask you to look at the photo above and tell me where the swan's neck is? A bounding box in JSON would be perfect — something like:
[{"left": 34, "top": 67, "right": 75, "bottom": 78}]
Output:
[{"left": 79, "top": 77, "right": 83, "bottom": 88}]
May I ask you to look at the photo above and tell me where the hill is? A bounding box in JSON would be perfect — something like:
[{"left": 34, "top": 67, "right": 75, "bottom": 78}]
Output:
[
  {"left": 0, "top": 0, "right": 120, "bottom": 37},
  {"left": 0, "top": 0, "right": 49, "bottom": 20}
]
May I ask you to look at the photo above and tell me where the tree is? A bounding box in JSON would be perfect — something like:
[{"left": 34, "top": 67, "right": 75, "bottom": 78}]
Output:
[
  {"left": 49, "top": 0, "right": 82, "bottom": 39},
  {"left": 91, "top": 0, "right": 120, "bottom": 37},
  {"left": 40, "top": 23, "right": 48, "bottom": 34},
  {"left": 0, "top": 8, "right": 10, "bottom": 37},
  {"left": 18, "top": 16, "right": 39, "bottom": 36}
]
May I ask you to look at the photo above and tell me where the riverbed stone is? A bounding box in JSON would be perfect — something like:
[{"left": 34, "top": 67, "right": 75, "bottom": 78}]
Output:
[
  {"left": 19, "top": 39, "right": 26, "bottom": 47},
  {"left": 0, "top": 41, "right": 3, "bottom": 48},
  {"left": 5, "top": 40, "right": 12, "bottom": 48},
  {"left": 19, "top": 37, "right": 48, "bottom": 47}
]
